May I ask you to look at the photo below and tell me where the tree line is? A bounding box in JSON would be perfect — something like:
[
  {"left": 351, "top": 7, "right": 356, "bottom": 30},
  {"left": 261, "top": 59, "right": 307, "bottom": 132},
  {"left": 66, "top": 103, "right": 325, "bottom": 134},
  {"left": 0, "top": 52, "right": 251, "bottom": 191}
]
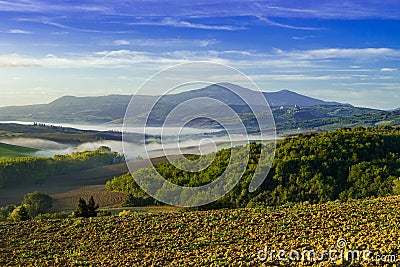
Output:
[
  {"left": 0, "top": 146, "right": 124, "bottom": 188},
  {"left": 1, "top": 192, "right": 104, "bottom": 221},
  {"left": 106, "top": 126, "right": 400, "bottom": 209}
]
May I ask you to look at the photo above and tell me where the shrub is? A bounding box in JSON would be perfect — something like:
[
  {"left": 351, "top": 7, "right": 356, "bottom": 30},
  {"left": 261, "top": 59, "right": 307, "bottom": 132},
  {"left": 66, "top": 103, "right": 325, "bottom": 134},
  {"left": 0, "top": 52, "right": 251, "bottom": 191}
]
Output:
[
  {"left": 393, "top": 178, "right": 400, "bottom": 195},
  {"left": 8, "top": 205, "right": 30, "bottom": 222},
  {"left": 118, "top": 210, "right": 131, "bottom": 217},
  {"left": 0, "top": 205, "right": 16, "bottom": 221}
]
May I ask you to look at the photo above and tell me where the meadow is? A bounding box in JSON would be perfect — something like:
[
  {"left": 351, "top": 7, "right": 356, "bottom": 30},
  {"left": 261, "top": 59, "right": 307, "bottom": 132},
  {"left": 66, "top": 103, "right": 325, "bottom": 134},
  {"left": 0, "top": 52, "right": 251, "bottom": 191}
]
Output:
[{"left": 0, "top": 142, "right": 38, "bottom": 158}]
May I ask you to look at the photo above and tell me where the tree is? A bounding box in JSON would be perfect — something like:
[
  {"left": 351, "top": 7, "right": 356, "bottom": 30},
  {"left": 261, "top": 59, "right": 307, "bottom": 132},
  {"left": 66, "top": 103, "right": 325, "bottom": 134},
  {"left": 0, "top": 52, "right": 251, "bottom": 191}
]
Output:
[
  {"left": 122, "top": 193, "right": 136, "bottom": 207},
  {"left": 393, "top": 178, "right": 400, "bottom": 195},
  {"left": 22, "top": 191, "right": 53, "bottom": 217},
  {"left": 96, "top": 146, "right": 112, "bottom": 153},
  {"left": 8, "top": 205, "right": 30, "bottom": 222},
  {"left": 87, "top": 196, "right": 99, "bottom": 217},
  {"left": 0, "top": 205, "right": 16, "bottom": 221},
  {"left": 74, "top": 197, "right": 88, "bottom": 218},
  {"left": 74, "top": 196, "right": 99, "bottom": 218}
]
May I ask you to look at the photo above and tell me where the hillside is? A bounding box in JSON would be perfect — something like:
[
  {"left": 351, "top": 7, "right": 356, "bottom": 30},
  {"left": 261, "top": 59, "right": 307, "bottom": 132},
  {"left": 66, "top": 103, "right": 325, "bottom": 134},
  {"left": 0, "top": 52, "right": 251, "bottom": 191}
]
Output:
[
  {"left": 0, "top": 95, "right": 133, "bottom": 124},
  {"left": 0, "top": 147, "right": 124, "bottom": 189},
  {"left": 0, "top": 142, "right": 39, "bottom": 158},
  {"left": 1, "top": 196, "right": 399, "bottom": 266},
  {"left": 107, "top": 126, "right": 400, "bottom": 208}
]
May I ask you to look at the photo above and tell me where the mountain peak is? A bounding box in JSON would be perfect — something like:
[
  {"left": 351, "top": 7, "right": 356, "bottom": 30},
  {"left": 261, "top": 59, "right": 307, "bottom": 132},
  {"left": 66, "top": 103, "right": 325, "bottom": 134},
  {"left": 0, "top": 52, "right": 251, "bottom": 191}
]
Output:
[
  {"left": 278, "top": 89, "right": 296, "bottom": 93},
  {"left": 266, "top": 89, "right": 342, "bottom": 107},
  {"left": 49, "top": 95, "right": 76, "bottom": 104}
]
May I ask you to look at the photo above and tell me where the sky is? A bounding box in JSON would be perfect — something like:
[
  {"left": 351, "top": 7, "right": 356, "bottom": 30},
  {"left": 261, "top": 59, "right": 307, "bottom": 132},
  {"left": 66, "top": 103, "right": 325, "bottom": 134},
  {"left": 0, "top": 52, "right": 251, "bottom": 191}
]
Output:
[{"left": 0, "top": 0, "right": 399, "bottom": 109}]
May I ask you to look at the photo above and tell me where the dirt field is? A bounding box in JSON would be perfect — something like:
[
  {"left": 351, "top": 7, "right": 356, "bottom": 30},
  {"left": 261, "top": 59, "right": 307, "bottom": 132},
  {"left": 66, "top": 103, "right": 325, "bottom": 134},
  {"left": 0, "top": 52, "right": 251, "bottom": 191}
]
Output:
[
  {"left": 2, "top": 196, "right": 399, "bottom": 266},
  {"left": 0, "top": 163, "right": 129, "bottom": 211},
  {"left": 0, "top": 155, "right": 186, "bottom": 211}
]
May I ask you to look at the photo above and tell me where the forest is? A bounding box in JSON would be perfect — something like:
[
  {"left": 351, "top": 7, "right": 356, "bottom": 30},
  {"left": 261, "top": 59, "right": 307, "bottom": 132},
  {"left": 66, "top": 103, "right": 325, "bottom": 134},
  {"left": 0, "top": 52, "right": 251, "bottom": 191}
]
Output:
[
  {"left": 106, "top": 126, "right": 400, "bottom": 208},
  {"left": 0, "top": 146, "right": 124, "bottom": 188}
]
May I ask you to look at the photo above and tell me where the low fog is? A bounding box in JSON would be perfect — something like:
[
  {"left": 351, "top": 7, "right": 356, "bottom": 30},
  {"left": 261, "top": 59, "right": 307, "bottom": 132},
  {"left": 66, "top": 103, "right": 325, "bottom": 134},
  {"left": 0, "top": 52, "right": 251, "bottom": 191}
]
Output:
[
  {"left": 0, "top": 133, "right": 275, "bottom": 160},
  {"left": 0, "top": 138, "right": 124, "bottom": 157}
]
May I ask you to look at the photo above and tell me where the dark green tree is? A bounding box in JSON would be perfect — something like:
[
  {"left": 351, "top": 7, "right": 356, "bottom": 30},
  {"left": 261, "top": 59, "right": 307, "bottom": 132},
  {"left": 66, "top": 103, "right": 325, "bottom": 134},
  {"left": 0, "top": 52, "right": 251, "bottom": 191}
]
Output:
[
  {"left": 74, "top": 197, "right": 88, "bottom": 218},
  {"left": 87, "top": 196, "right": 99, "bottom": 217},
  {"left": 74, "top": 196, "right": 98, "bottom": 218},
  {"left": 0, "top": 205, "right": 15, "bottom": 221},
  {"left": 122, "top": 193, "right": 136, "bottom": 207}
]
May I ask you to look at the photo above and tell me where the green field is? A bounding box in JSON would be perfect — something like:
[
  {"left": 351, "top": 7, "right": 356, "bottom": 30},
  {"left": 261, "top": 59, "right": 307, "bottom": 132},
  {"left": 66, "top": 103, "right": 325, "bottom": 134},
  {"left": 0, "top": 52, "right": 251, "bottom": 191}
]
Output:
[
  {"left": 1, "top": 196, "right": 399, "bottom": 266},
  {"left": 0, "top": 142, "right": 39, "bottom": 158}
]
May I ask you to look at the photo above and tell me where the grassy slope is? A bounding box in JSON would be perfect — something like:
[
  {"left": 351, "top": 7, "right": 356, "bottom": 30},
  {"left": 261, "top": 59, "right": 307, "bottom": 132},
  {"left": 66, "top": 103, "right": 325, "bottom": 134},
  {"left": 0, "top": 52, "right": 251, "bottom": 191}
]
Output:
[
  {"left": 1, "top": 196, "right": 399, "bottom": 266},
  {"left": 0, "top": 123, "right": 123, "bottom": 144},
  {"left": 0, "top": 142, "right": 39, "bottom": 158}
]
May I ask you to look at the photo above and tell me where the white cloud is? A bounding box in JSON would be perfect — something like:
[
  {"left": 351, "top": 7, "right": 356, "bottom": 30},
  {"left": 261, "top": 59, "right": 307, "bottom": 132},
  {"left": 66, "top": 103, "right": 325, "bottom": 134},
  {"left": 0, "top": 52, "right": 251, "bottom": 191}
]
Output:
[
  {"left": 111, "top": 38, "right": 218, "bottom": 47},
  {"left": 8, "top": 29, "right": 33, "bottom": 34},
  {"left": 51, "top": 31, "right": 69, "bottom": 35},
  {"left": 0, "top": 50, "right": 227, "bottom": 69},
  {"left": 276, "top": 48, "right": 400, "bottom": 60},
  {"left": 0, "top": 58, "right": 40, "bottom": 68},
  {"left": 129, "top": 17, "right": 245, "bottom": 31},
  {"left": 380, "top": 67, "right": 397, "bottom": 72},
  {"left": 292, "top": 35, "right": 315, "bottom": 40},
  {"left": 250, "top": 74, "right": 352, "bottom": 81},
  {"left": 0, "top": 0, "right": 112, "bottom": 13},
  {"left": 16, "top": 17, "right": 134, "bottom": 34},
  {"left": 257, "top": 16, "right": 323, "bottom": 30},
  {"left": 1, "top": 47, "right": 399, "bottom": 73},
  {"left": 114, "top": 40, "right": 130, "bottom": 45}
]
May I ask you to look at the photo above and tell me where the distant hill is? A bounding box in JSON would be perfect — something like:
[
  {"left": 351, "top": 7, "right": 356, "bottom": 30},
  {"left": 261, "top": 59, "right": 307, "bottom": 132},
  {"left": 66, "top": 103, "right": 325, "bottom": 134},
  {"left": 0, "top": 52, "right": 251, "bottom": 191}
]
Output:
[
  {"left": 0, "top": 95, "right": 134, "bottom": 124},
  {"left": 0, "top": 84, "right": 344, "bottom": 125}
]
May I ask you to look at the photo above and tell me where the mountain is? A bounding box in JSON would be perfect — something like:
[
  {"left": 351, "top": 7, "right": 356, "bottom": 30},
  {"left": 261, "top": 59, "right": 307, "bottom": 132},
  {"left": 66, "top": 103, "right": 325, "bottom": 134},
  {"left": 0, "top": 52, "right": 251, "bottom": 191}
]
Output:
[
  {"left": 265, "top": 89, "right": 343, "bottom": 107},
  {"left": 154, "top": 83, "right": 342, "bottom": 107},
  {"left": 0, "top": 84, "right": 344, "bottom": 125}
]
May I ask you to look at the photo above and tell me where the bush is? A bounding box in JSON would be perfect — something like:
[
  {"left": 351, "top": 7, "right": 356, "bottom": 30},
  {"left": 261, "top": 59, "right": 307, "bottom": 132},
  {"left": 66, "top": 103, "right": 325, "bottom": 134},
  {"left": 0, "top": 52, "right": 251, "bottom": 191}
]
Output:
[
  {"left": 8, "top": 205, "right": 30, "bottom": 222},
  {"left": 122, "top": 193, "right": 154, "bottom": 207},
  {"left": 0, "top": 205, "right": 16, "bottom": 221},
  {"left": 118, "top": 210, "right": 131, "bottom": 217},
  {"left": 393, "top": 178, "right": 400, "bottom": 195}
]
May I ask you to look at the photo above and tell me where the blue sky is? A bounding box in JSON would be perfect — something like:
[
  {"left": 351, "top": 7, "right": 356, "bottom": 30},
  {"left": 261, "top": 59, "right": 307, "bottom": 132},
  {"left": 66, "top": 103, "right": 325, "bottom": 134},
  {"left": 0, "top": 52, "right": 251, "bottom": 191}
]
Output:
[{"left": 0, "top": 0, "right": 399, "bottom": 109}]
